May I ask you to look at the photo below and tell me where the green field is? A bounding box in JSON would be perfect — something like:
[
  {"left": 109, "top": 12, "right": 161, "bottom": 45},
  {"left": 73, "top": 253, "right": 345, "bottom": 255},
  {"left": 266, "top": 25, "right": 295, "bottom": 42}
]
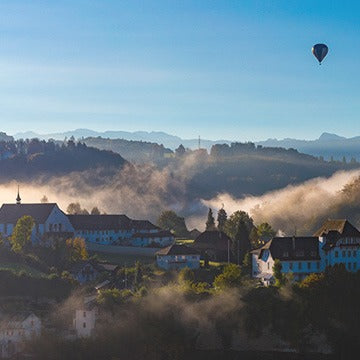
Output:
[
  {"left": 0, "top": 263, "right": 46, "bottom": 278},
  {"left": 89, "top": 251, "right": 155, "bottom": 266}
]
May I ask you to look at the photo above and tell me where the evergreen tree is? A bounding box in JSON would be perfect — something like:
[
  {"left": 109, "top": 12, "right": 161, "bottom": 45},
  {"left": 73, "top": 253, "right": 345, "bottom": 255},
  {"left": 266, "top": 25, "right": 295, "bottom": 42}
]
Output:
[
  {"left": 217, "top": 208, "right": 227, "bottom": 231},
  {"left": 206, "top": 208, "right": 216, "bottom": 230},
  {"left": 233, "top": 219, "right": 250, "bottom": 265}
]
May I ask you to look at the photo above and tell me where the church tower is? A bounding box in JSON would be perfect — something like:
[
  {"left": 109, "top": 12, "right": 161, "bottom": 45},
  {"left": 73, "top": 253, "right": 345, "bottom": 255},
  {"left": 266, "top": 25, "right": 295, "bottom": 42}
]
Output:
[{"left": 16, "top": 186, "right": 21, "bottom": 205}]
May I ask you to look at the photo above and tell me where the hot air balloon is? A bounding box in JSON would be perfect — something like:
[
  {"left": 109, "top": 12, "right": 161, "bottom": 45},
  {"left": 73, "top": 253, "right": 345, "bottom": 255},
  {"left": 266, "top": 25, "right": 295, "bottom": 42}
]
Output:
[{"left": 312, "top": 43, "right": 328, "bottom": 64}]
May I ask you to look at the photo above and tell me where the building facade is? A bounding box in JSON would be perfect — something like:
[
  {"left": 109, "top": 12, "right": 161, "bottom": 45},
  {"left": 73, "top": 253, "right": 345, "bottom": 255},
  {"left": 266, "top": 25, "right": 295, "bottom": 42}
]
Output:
[
  {"left": 156, "top": 244, "right": 200, "bottom": 270},
  {"left": 252, "top": 219, "right": 360, "bottom": 285}
]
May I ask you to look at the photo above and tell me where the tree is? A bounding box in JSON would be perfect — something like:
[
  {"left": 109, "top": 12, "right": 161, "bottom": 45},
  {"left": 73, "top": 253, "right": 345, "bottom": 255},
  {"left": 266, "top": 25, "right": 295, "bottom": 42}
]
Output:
[
  {"left": 66, "top": 202, "right": 89, "bottom": 215},
  {"left": 224, "top": 210, "right": 254, "bottom": 240},
  {"left": 134, "top": 261, "right": 143, "bottom": 289},
  {"left": 250, "top": 222, "right": 276, "bottom": 247},
  {"left": 234, "top": 219, "right": 251, "bottom": 265},
  {"left": 40, "top": 195, "right": 48, "bottom": 203},
  {"left": 65, "top": 237, "right": 88, "bottom": 262},
  {"left": 178, "top": 267, "right": 195, "bottom": 284},
  {"left": 175, "top": 144, "right": 186, "bottom": 156},
  {"left": 214, "top": 264, "right": 242, "bottom": 290},
  {"left": 157, "top": 210, "right": 189, "bottom": 238},
  {"left": 273, "top": 259, "right": 284, "bottom": 287},
  {"left": 217, "top": 208, "right": 227, "bottom": 231},
  {"left": 90, "top": 206, "right": 101, "bottom": 215},
  {"left": 205, "top": 208, "right": 216, "bottom": 231},
  {"left": 10, "top": 215, "right": 35, "bottom": 253},
  {"left": 242, "top": 252, "right": 252, "bottom": 276}
]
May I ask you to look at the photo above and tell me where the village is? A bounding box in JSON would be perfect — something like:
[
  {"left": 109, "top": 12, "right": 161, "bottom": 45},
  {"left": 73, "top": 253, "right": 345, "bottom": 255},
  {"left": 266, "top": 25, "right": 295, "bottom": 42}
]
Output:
[{"left": 0, "top": 190, "right": 359, "bottom": 358}]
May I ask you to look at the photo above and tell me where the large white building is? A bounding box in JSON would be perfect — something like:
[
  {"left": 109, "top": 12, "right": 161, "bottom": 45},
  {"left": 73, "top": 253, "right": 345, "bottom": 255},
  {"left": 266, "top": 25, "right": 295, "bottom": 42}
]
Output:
[
  {"left": 68, "top": 214, "right": 174, "bottom": 247},
  {"left": 0, "top": 313, "right": 41, "bottom": 358},
  {"left": 252, "top": 219, "right": 360, "bottom": 285},
  {"left": 0, "top": 199, "right": 74, "bottom": 245}
]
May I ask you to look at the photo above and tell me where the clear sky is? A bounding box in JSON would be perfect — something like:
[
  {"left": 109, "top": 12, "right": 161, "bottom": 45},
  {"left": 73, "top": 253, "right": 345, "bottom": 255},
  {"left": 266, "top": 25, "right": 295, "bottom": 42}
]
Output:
[{"left": 0, "top": 0, "right": 359, "bottom": 141}]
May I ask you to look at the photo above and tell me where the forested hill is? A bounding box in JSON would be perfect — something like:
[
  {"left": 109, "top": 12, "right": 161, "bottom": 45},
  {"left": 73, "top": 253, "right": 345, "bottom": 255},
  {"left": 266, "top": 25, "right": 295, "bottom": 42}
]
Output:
[
  {"left": 82, "top": 136, "right": 173, "bottom": 163},
  {"left": 0, "top": 139, "right": 128, "bottom": 181}
]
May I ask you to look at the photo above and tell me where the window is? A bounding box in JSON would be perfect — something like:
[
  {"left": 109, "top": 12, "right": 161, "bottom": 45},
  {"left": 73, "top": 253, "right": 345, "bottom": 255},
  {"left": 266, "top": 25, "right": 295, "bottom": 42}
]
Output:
[
  {"left": 298, "top": 262, "right": 302, "bottom": 270},
  {"left": 83, "top": 322, "right": 86, "bottom": 328},
  {"left": 348, "top": 251, "right": 351, "bottom": 257},
  {"left": 342, "top": 251, "right": 346, "bottom": 257},
  {"left": 59, "top": 223, "right": 62, "bottom": 232},
  {"left": 347, "top": 263, "right": 351, "bottom": 270},
  {"left": 307, "top": 262, "right": 311, "bottom": 270},
  {"left": 335, "top": 251, "right": 338, "bottom": 258},
  {"left": 353, "top": 262, "right": 357, "bottom": 270},
  {"left": 83, "top": 311, "right": 86, "bottom": 318},
  {"left": 289, "top": 262, "right": 293, "bottom": 270},
  {"left": 267, "top": 263, "right": 270, "bottom": 270},
  {"left": 325, "top": 259, "right": 328, "bottom": 266},
  {"left": 353, "top": 251, "right": 357, "bottom": 257},
  {"left": 283, "top": 251, "right": 289, "bottom": 257},
  {"left": 49, "top": 223, "right": 53, "bottom": 231}
]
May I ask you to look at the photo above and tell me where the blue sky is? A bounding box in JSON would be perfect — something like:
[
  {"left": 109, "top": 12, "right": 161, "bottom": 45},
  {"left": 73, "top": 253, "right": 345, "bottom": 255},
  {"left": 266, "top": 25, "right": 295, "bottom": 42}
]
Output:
[{"left": 0, "top": 0, "right": 359, "bottom": 141}]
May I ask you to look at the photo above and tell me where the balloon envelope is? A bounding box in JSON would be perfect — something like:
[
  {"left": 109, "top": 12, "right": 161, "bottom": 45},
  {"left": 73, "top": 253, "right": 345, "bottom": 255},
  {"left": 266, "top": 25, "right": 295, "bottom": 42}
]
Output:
[{"left": 312, "top": 44, "right": 328, "bottom": 64}]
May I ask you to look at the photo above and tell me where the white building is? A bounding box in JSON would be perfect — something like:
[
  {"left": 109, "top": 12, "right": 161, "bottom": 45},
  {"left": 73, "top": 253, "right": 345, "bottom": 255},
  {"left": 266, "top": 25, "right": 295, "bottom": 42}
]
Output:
[
  {"left": 73, "top": 300, "right": 97, "bottom": 338},
  {"left": 0, "top": 195, "right": 74, "bottom": 245},
  {"left": 251, "top": 236, "right": 321, "bottom": 285},
  {"left": 0, "top": 313, "right": 41, "bottom": 358},
  {"left": 156, "top": 244, "right": 200, "bottom": 270},
  {"left": 314, "top": 219, "right": 360, "bottom": 271},
  {"left": 131, "top": 230, "right": 174, "bottom": 247},
  {"left": 252, "top": 219, "right": 360, "bottom": 285},
  {"left": 68, "top": 214, "right": 171, "bottom": 247}
]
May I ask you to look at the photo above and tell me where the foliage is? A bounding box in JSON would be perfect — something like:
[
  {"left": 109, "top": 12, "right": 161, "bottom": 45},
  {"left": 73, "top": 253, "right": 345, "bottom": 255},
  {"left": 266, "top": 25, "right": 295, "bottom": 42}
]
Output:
[
  {"left": 205, "top": 208, "right": 216, "bottom": 230},
  {"left": 157, "top": 210, "right": 189, "bottom": 237},
  {"left": 242, "top": 252, "right": 252, "bottom": 276},
  {"left": 273, "top": 259, "right": 284, "bottom": 287},
  {"left": 217, "top": 208, "right": 227, "bottom": 231},
  {"left": 224, "top": 210, "right": 254, "bottom": 240},
  {"left": 250, "top": 222, "right": 276, "bottom": 247},
  {"left": 65, "top": 237, "right": 88, "bottom": 262},
  {"left": 66, "top": 202, "right": 89, "bottom": 215},
  {"left": 90, "top": 206, "right": 101, "bottom": 215},
  {"left": 213, "top": 263, "right": 242, "bottom": 290},
  {"left": 10, "top": 215, "right": 35, "bottom": 253},
  {"left": 178, "top": 267, "right": 195, "bottom": 284}
]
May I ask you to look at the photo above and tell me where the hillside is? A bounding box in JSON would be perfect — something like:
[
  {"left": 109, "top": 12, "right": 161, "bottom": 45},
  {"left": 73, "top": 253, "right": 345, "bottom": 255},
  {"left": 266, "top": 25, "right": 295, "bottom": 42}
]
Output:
[
  {"left": 0, "top": 139, "right": 128, "bottom": 181},
  {"left": 82, "top": 137, "right": 173, "bottom": 163}
]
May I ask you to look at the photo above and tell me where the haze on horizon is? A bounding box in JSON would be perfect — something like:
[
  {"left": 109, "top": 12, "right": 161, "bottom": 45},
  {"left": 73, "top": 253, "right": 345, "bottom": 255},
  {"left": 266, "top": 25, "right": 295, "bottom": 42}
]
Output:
[{"left": 0, "top": 1, "right": 359, "bottom": 141}]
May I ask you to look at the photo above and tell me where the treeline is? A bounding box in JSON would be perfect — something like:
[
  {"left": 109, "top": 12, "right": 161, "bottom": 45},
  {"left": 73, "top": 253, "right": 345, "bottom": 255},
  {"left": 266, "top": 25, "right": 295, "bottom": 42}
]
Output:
[
  {"left": 0, "top": 138, "right": 127, "bottom": 180},
  {"left": 82, "top": 136, "right": 173, "bottom": 163}
]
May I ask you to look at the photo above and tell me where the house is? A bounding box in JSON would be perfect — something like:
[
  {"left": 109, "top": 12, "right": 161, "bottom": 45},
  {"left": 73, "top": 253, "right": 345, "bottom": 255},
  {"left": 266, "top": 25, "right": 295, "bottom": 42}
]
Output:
[
  {"left": 73, "top": 299, "right": 97, "bottom": 338},
  {"left": 251, "top": 236, "right": 321, "bottom": 285},
  {"left": 67, "top": 215, "right": 163, "bottom": 246},
  {"left": 251, "top": 219, "right": 360, "bottom": 285},
  {"left": 69, "top": 261, "right": 101, "bottom": 284},
  {"left": 131, "top": 230, "right": 174, "bottom": 247},
  {"left": 0, "top": 194, "right": 74, "bottom": 245},
  {"left": 314, "top": 219, "right": 360, "bottom": 272},
  {"left": 192, "top": 230, "right": 231, "bottom": 262},
  {"left": 0, "top": 312, "right": 41, "bottom": 358},
  {"left": 156, "top": 244, "right": 200, "bottom": 270}
]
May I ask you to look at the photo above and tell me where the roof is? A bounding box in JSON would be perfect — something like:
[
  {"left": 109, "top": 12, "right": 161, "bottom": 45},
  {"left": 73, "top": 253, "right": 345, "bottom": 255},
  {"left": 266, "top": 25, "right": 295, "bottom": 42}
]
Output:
[
  {"left": 256, "top": 236, "right": 320, "bottom": 261},
  {"left": 68, "top": 214, "right": 131, "bottom": 230},
  {"left": 0, "top": 203, "right": 57, "bottom": 224},
  {"left": 132, "top": 230, "right": 173, "bottom": 239},
  {"left": 67, "top": 215, "right": 159, "bottom": 231},
  {"left": 193, "top": 230, "right": 231, "bottom": 251},
  {"left": 156, "top": 244, "right": 200, "bottom": 256},
  {"left": 313, "top": 219, "right": 360, "bottom": 238},
  {"left": 69, "top": 261, "right": 99, "bottom": 275}
]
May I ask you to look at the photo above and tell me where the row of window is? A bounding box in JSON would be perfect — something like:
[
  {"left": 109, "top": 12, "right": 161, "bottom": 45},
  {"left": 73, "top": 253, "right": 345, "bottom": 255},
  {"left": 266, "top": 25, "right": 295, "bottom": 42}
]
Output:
[{"left": 334, "top": 250, "right": 357, "bottom": 258}]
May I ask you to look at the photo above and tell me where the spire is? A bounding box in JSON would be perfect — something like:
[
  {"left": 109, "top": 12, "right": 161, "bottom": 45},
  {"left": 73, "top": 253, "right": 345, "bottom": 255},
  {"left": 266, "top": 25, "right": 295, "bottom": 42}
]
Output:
[{"left": 16, "top": 185, "right": 21, "bottom": 205}]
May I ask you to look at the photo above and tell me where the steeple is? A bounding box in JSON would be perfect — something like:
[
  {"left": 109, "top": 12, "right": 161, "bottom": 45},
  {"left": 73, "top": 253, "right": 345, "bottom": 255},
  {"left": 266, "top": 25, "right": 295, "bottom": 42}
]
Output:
[{"left": 16, "top": 186, "right": 21, "bottom": 205}]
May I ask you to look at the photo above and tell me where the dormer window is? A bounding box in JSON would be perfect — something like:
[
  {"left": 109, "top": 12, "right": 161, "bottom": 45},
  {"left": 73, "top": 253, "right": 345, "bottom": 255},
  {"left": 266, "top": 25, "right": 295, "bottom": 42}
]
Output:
[{"left": 283, "top": 251, "right": 289, "bottom": 257}]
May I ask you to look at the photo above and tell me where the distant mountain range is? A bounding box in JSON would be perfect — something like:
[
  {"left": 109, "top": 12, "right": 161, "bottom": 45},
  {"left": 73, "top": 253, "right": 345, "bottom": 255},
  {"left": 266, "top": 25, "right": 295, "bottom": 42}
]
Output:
[
  {"left": 13, "top": 129, "right": 231, "bottom": 151},
  {"left": 9, "top": 129, "right": 360, "bottom": 160}
]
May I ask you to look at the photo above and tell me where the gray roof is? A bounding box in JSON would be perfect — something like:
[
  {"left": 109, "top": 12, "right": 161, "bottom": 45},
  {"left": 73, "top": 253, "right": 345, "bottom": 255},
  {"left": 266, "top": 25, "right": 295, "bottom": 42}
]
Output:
[
  {"left": 156, "top": 244, "right": 200, "bottom": 256},
  {"left": 255, "top": 236, "right": 320, "bottom": 261},
  {"left": 0, "top": 203, "right": 57, "bottom": 224},
  {"left": 313, "top": 219, "right": 360, "bottom": 237},
  {"left": 68, "top": 214, "right": 131, "bottom": 230}
]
